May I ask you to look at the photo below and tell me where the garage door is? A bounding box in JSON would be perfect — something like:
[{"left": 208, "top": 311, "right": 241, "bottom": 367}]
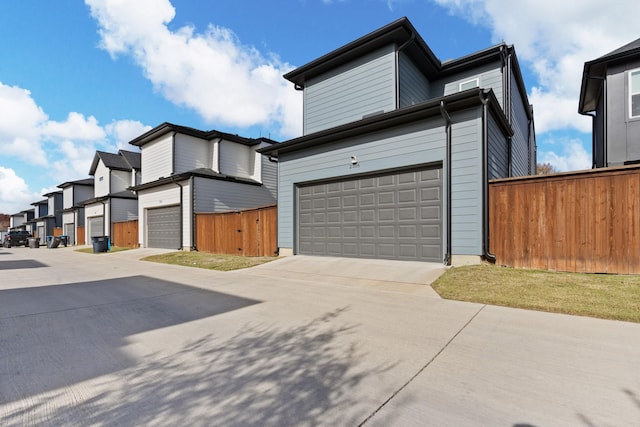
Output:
[
  {"left": 298, "top": 166, "right": 442, "bottom": 262},
  {"left": 64, "top": 223, "right": 75, "bottom": 245},
  {"left": 147, "top": 205, "right": 180, "bottom": 249},
  {"left": 88, "top": 216, "right": 104, "bottom": 238}
]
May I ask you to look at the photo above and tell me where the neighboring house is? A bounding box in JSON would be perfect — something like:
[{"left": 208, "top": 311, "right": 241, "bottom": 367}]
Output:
[
  {"left": 579, "top": 38, "right": 640, "bottom": 167},
  {"left": 9, "top": 209, "right": 34, "bottom": 232},
  {"left": 57, "top": 178, "right": 94, "bottom": 245},
  {"left": 128, "top": 122, "right": 277, "bottom": 250},
  {"left": 83, "top": 150, "right": 140, "bottom": 242},
  {"left": 259, "top": 17, "right": 536, "bottom": 265},
  {"left": 29, "top": 200, "right": 48, "bottom": 243}
]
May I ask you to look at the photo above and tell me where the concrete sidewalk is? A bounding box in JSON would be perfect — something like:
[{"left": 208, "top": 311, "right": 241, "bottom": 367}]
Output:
[{"left": 1, "top": 246, "right": 638, "bottom": 426}]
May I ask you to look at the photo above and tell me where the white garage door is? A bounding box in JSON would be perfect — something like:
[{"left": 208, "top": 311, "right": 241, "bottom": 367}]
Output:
[
  {"left": 147, "top": 205, "right": 181, "bottom": 249},
  {"left": 64, "top": 223, "right": 75, "bottom": 245},
  {"left": 88, "top": 216, "right": 104, "bottom": 238},
  {"left": 298, "top": 166, "right": 443, "bottom": 262}
]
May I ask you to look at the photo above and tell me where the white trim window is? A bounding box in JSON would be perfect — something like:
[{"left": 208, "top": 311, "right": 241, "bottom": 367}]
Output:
[
  {"left": 459, "top": 78, "right": 479, "bottom": 91},
  {"left": 630, "top": 69, "right": 640, "bottom": 118}
]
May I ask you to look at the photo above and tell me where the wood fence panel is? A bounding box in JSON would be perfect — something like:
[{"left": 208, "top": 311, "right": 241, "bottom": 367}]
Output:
[
  {"left": 196, "top": 206, "right": 277, "bottom": 256},
  {"left": 77, "top": 226, "right": 85, "bottom": 245},
  {"left": 490, "top": 166, "right": 640, "bottom": 274},
  {"left": 53, "top": 227, "right": 63, "bottom": 237},
  {"left": 112, "top": 220, "right": 138, "bottom": 248}
]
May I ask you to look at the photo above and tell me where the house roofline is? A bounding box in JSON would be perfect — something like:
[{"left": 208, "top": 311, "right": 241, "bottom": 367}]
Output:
[
  {"left": 57, "top": 178, "right": 95, "bottom": 189},
  {"left": 130, "top": 169, "right": 262, "bottom": 192},
  {"left": 283, "top": 17, "right": 441, "bottom": 88},
  {"left": 259, "top": 88, "right": 511, "bottom": 157},
  {"left": 127, "top": 122, "right": 278, "bottom": 147}
]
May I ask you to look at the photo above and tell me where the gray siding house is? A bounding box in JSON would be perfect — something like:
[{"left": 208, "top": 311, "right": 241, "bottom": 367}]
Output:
[
  {"left": 129, "top": 123, "right": 278, "bottom": 250},
  {"left": 260, "top": 17, "right": 536, "bottom": 265},
  {"left": 579, "top": 38, "right": 640, "bottom": 167}
]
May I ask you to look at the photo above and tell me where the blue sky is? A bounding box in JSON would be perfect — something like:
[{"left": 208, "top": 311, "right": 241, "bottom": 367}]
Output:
[{"left": 1, "top": 0, "right": 638, "bottom": 214}]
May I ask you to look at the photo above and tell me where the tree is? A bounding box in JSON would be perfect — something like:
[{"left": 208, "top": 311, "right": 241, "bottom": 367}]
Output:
[{"left": 536, "top": 162, "right": 560, "bottom": 175}]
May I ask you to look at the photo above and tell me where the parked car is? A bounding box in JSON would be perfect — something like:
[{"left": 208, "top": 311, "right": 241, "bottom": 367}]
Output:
[{"left": 3, "top": 230, "right": 31, "bottom": 247}]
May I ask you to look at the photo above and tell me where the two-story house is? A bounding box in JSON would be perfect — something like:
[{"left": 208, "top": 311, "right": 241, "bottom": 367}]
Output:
[
  {"left": 259, "top": 17, "right": 536, "bottom": 265},
  {"left": 29, "top": 200, "right": 48, "bottom": 243},
  {"left": 57, "top": 178, "right": 94, "bottom": 245},
  {"left": 579, "top": 38, "right": 640, "bottom": 167},
  {"left": 29, "top": 191, "right": 63, "bottom": 244},
  {"left": 9, "top": 209, "right": 34, "bottom": 233},
  {"left": 128, "top": 123, "right": 277, "bottom": 250},
  {"left": 83, "top": 150, "right": 141, "bottom": 242}
]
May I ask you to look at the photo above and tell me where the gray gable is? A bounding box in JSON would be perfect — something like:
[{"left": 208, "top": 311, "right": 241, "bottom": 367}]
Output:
[{"left": 119, "top": 150, "right": 141, "bottom": 170}]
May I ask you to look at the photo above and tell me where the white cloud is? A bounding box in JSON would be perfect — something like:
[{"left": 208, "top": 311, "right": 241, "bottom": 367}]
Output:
[
  {"left": 42, "top": 112, "right": 106, "bottom": 141},
  {"left": 432, "top": 0, "right": 640, "bottom": 134},
  {"left": 85, "top": 0, "right": 302, "bottom": 138},
  {"left": 0, "top": 167, "right": 41, "bottom": 215},
  {"left": 539, "top": 139, "right": 591, "bottom": 172},
  {"left": 105, "top": 120, "right": 151, "bottom": 150}
]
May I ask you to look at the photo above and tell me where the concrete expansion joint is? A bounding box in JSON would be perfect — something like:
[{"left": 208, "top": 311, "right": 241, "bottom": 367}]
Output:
[{"left": 358, "top": 304, "right": 487, "bottom": 426}]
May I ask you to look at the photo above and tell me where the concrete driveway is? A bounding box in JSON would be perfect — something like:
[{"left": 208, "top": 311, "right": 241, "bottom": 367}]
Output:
[{"left": 0, "top": 246, "right": 638, "bottom": 426}]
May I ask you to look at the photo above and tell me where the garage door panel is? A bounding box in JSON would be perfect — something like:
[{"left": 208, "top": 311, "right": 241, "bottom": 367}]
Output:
[
  {"left": 298, "top": 166, "right": 442, "bottom": 262},
  {"left": 88, "top": 216, "right": 104, "bottom": 238},
  {"left": 147, "top": 205, "right": 180, "bottom": 249}
]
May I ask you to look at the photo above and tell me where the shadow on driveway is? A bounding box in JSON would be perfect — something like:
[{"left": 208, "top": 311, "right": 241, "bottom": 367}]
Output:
[
  {"left": 2, "top": 306, "right": 386, "bottom": 426},
  {"left": 0, "top": 259, "right": 48, "bottom": 269},
  {"left": 0, "top": 276, "right": 259, "bottom": 407}
]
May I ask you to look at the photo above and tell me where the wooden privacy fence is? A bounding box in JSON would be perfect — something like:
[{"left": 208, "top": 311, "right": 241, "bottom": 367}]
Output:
[
  {"left": 77, "top": 226, "right": 85, "bottom": 245},
  {"left": 490, "top": 165, "right": 640, "bottom": 274},
  {"left": 196, "top": 205, "right": 277, "bottom": 256},
  {"left": 112, "top": 220, "right": 139, "bottom": 248}
]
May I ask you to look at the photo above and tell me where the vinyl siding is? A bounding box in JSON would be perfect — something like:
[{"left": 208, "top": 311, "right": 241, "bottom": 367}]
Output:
[
  {"left": 175, "top": 134, "right": 210, "bottom": 173},
  {"left": 449, "top": 109, "right": 483, "bottom": 255},
  {"left": 219, "top": 140, "right": 253, "bottom": 179},
  {"left": 141, "top": 133, "right": 173, "bottom": 183},
  {"left": 606, "top": 60, "right": 640, "bottom": 165},
  {"left": 74, "top": 186, "right": 93, "bottom": 205},
  {"left": 487, "top": 112, "right": 509, "bottom": 180},
  {"left": 94, "top": 161, "right": 110, "bottom": 197},
  {"left": 63, "top": 187, "right": 74, "bottom": 209},
  {"left": 433, "top": 62, "right": 504, "bottom": 110},
  {"left": 303, "top": 44, "right": 397, "bottom": 134},
  {"left": 261, "top": 150, "right": 278, "bottom": 200},
  {"left": 193, "top": 177, "right": 276, "bottom": 213},
  {"left": 62, "top": 212, "right": 74, "bottom": 226},
  {"left": 509, "top": 71, "right": 532, "bottom": 176},
  {"left": 111, "top": 198, "right": 138, "bottom": 222},
  {"left": 399, "top": 52, "right": 429, "bottom": 108},
  {"left": 111, "top": 170, "right": 131, "bottom": 193}
]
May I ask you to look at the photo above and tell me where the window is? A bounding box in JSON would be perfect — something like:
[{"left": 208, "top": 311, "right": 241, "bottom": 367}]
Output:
[
  {"left": 99, "top": 176, "right": 104, "bottom": 182},
  {"left": 630, "top": 69, "right": 640, "bottom": 118},
  {"left": 459, "top": 78, "right": 479, "bottom": 92}
]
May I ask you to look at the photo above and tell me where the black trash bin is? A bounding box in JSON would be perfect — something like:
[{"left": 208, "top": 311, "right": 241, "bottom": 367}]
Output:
[
  {"left": 92, "top": 236, "right": 109, "bottom": 253},
  {"left": 48, "top": 236, "right": 61, "bottom": 249},
  {"left": 59, "top": 235, "right": 68, "bottom": 247}
]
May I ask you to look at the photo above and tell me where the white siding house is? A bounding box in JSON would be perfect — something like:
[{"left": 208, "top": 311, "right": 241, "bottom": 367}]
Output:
[
  {"left": 260, "top": 17, "right": 536, "bottom": 265},
  {"left": 58, "top": 178, "right": 94, "bottom": 245},
  {"left": 84, "top": 150, "right": 140, "bottom": 244},
  {"left": 129, "top": 123, "right": 278, "bottom": 250}
]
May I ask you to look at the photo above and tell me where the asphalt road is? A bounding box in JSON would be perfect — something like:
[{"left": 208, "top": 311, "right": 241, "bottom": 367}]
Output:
[{"left": 1, "top": 246, "right": 638, "bottom": 426}]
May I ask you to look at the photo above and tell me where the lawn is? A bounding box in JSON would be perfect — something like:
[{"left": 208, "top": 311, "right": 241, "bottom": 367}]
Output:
[
  {"left": 75, "top": 246, "right": 132, "bottom": 254},
  {"left": 141, "top": 251, "right": 277, "bottom": 271},
  {"left": 431, "top": 264, "right": 640, "bottom": 323}
]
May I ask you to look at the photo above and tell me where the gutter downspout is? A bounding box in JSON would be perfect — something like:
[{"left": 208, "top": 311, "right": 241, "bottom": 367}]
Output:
[
  {"left": 395, "top": 34, "right": 416, "bottom": 110},
  {"left": 480, "top": 93, "right": 497, "bottom": 263},
  {"left": 439, "top": 100, "right": 452, "bottom": 266},
  {"left": 190, "top": 175, "right": 196, "bottom": 251},
  {"left": 170, "top": 174, "right": 184, "bottom": 251}
]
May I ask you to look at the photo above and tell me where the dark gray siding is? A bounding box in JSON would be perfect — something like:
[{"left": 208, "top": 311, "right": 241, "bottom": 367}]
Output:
[
  {"left": 111, "top": 198, "right": 138, "bottom": 222},
  {"left": 509, "top": 71, "right": 532, "bottom": 176},
  {"left": 261, "top": 154, "right": 278, "bottom": 200},
  {"left": 303, "top": 44, "right": 396, "bottom": 135},
  {"left": 594, "top": 95, "right": 605, "bottom": 167},
  {"left": 606, "top": 60, "right": 640, "bottom": 165},
  {"left": 193, "top": 178, "right": 276, "bottom": 213},
  {"left": 399, "top": 52, "right": 429, "bottom": 108},
  {"left": 487, "top": 112, "right": 509, "bottom": 179}
]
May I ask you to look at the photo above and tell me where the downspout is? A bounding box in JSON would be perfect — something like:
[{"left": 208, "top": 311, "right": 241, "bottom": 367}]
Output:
[
  {"left": 439, "top": 100, "right": 452, "bottom": 266},
  {"left": 170, "top": 174, "right": 184, "bottom": 250},
  {"left": 480, "top": 93, "right": 497, "bottom": 263},
  {"left": 395, "top": 34, "right": 416, "bottom": 109},
  {"left": 190, "top": 175, "right": 196, "bottom": 251},
  {"left": 501, "top": 45, "right": 514, "bottom": 176}
]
